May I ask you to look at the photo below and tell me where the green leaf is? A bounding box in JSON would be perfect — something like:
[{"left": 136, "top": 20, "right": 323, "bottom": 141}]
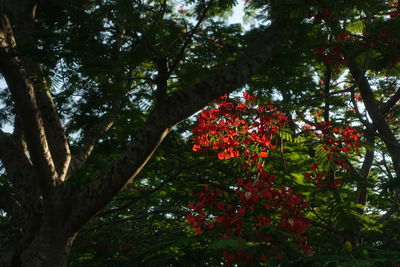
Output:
[{"left": 209, "top": 237, "right": 243, "bottom": 249}]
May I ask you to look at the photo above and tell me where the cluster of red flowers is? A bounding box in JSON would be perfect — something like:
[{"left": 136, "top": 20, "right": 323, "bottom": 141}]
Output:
[
  {"left": 304, "top": 122, "right": 361, "bottom": 188},
  {"left": 192, "top": 93, "right": 287, "bottom": 162},
  {"left": 186, "top": 172, "right": 311, "bottom": 265},
  {"left": 186, "top": 172, "right": 309, "bottom": 235},
  {"left": 304, "top": 163, "right": 342, "bottom": 189},
  {"left": 389, "top": 1, "right": 400, "bottom": 17},
  {"left": 314, "top": 121, "right": 361, "bottom": 157},
  {"left": 313, "top": 45, "right": 348, "bottom": 72},
  {"left": 187, "top": 93, "right": 311, "bottom": 265}
]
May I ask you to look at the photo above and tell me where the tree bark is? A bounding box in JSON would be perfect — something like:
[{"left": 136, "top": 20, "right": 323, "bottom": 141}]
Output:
[{"left": 19, "top": 231, "right": 76, "bottom": 267}]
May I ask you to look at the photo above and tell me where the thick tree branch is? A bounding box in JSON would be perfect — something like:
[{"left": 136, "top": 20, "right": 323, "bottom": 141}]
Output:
[
  {"left": 11, "top": 1, "right": 71, "bottom": 181},
  {"left": 347, "top": 60, "right": 400, "bottom": 223},
  {"left": 163, "top": 22, "right": 295, "bottom": 123},
  {"left": 0, "top": 13, "right": 58, "bottom": 196},
  {"left": 65, "top": 21, "right": 296, "bottom": 232},
  {"left": 32, "top": 83, "right": 71, "bottom": 181},
  {"left": 347, "top": 60, "right": 400, "bottom": 179}
]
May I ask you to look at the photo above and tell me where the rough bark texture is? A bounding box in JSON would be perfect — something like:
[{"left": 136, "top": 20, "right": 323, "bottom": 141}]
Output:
[{"left": 0, "top": 1, "right": 296, "bottom": 265}]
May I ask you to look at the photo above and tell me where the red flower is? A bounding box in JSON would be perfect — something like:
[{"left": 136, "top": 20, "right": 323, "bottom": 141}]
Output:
[
  {"left": 243, "top": 92, "right": 254, "bottom": 100},
  {"left": 237, "top": 207, "right": 245, "bottom": 216},
  {"left": 194, "top": 227, "right": 202, "bottom": 235},
  {"left": 218, "top": 153, "right": 226, "bottom": 160},
  {"left": 304, "top": 245, "right": 314, "bottom": 255},
  {"left": 342, "top": 146, "right": 351, "bottom": 153},
  {"left": 192, "top": 144, "right": 201, "bottom": 151},
  {"left": 310, "top": 163, "right": 318, "bottom": 170},
  {"left": 186, "top": 215, "right": 197, "bottom": 226}
]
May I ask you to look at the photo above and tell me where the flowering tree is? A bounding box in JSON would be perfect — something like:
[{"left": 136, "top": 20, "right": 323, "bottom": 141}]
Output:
[
  {"left": 186, "top": 92, "right": 369, "bottom": 265},
  {"left": 187, "top": 93, "right": 311, "bottom": 265},
  {"left": 1, "top": 0, "right": 400, "bottom": 266}
]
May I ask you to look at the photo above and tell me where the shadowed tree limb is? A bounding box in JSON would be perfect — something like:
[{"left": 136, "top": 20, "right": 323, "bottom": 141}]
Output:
[
  {"left": 5, "top": 0, "right": 71, "bottom": 181},
  {"left": 347, "top": 60, "right": 400, "bottom": 178},
  {"left": 65, "top": 21, "right": 297, "bottom": 233},
  {"left": 347, "top": 59, "right": 400, "bottom": 224},
  {"left": 0, "top": 19, "right": 58, "bottom": 196}
]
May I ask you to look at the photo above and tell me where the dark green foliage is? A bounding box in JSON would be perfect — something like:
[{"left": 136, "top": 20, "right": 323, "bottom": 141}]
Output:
[{"left": 2, "top": 0, "right": 400, "bottom": 265}]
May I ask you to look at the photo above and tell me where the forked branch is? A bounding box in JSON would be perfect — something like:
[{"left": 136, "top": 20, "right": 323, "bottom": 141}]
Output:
[{"left": 66, "top": 21, "right": 297, "bottom": 233}]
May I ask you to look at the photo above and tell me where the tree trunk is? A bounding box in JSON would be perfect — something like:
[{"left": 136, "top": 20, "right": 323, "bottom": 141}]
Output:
[{"left": 18, "top": 230, "right": 76, "bottom": 267}]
